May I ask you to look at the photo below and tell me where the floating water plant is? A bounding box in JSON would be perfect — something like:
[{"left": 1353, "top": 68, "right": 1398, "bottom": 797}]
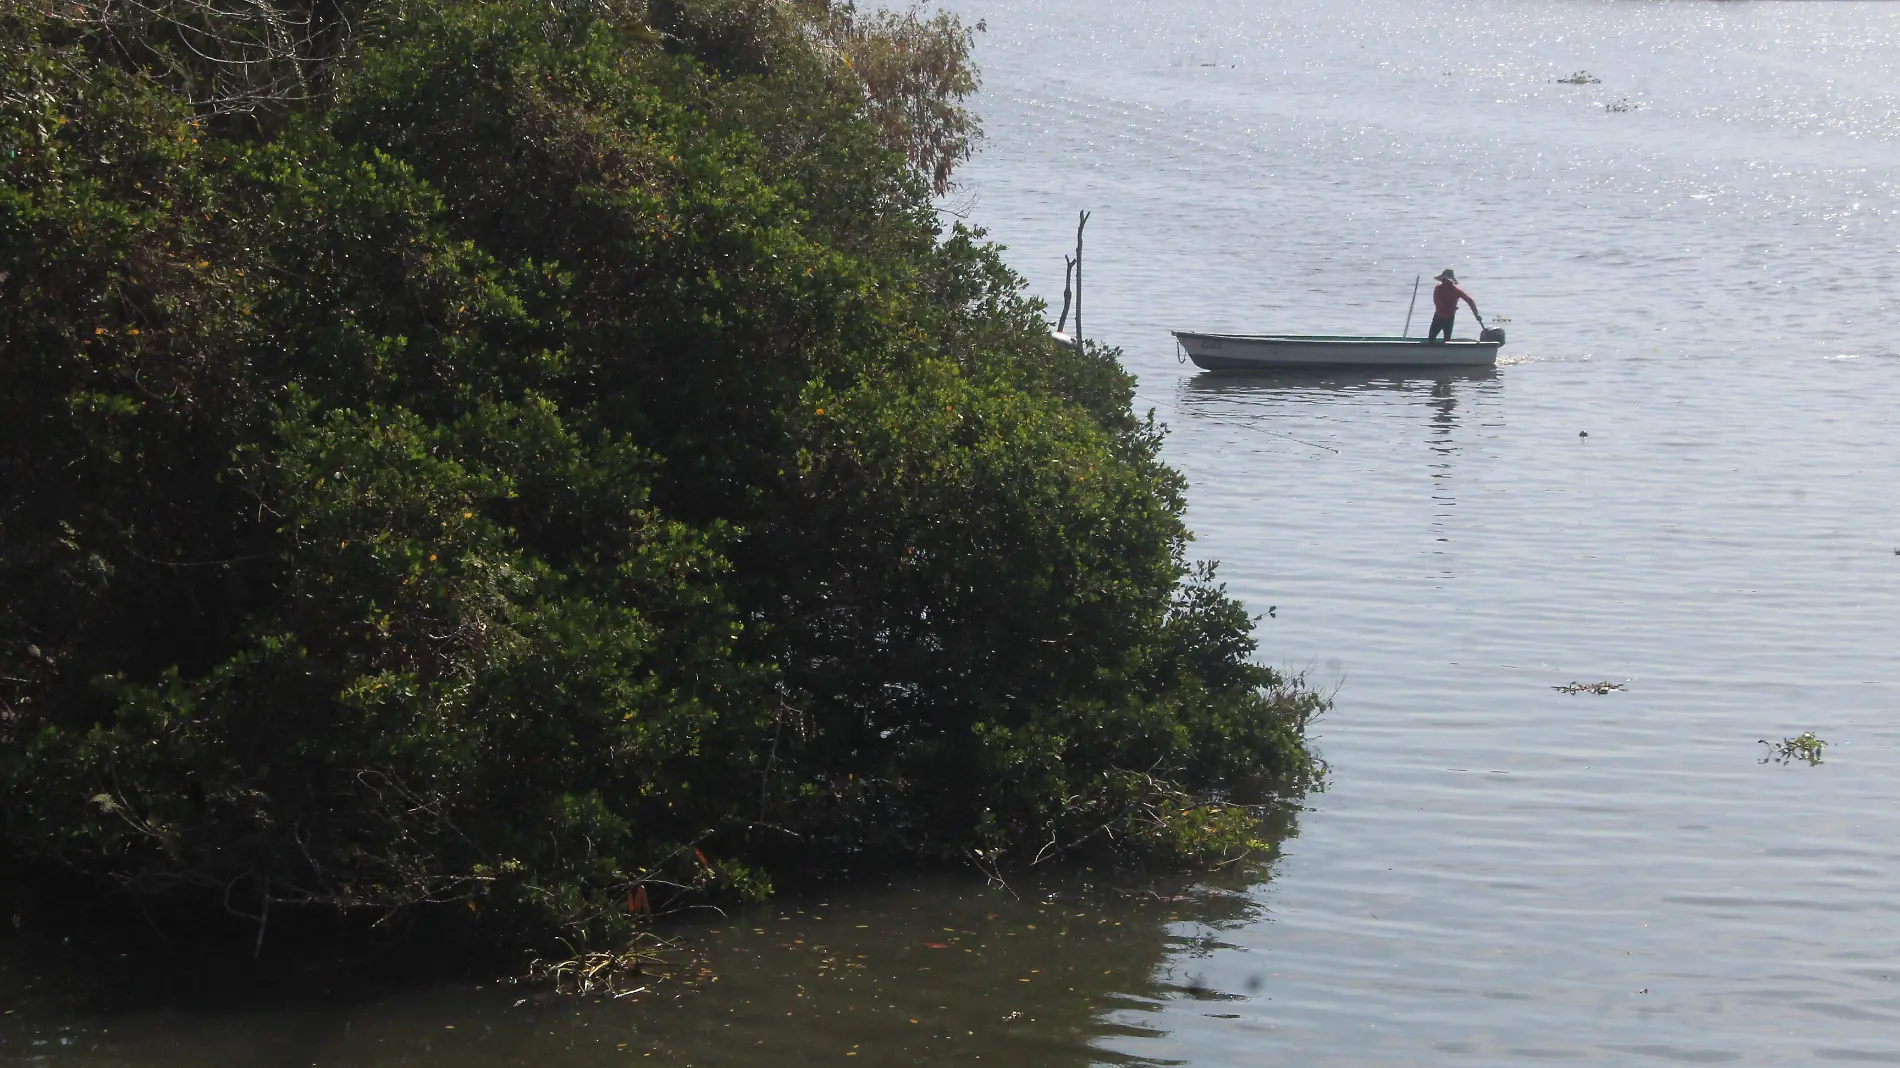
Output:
[
  {"left": 1759, "top": 732, "right": 1827, "bottom": 766},
  {"left": 1555, "top": 71, "right": 1601, "bottom": 85},
  {"left": 1553, "top": 681, "right": 1625, "bottom": 694},
  {"left": 1604, "top": 97, "right": 1642, "bottom": 113}
]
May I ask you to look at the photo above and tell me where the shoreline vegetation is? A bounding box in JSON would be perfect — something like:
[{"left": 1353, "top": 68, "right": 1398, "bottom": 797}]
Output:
[{"left": 0, "top": 0, "right": 1322, "bottom": 992}]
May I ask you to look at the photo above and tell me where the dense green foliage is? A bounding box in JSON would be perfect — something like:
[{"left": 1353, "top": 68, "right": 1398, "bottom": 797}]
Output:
[{"left": 0, "top": 0, "right": 1319, "bottom": 954}]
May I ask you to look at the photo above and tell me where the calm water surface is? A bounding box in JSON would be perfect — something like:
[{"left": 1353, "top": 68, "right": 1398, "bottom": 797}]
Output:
[{"left": 8, "top": 0, "right": 1900, "bottom": 1063}]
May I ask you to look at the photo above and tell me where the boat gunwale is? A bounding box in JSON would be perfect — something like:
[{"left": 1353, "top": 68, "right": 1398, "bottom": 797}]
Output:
[{"left": 1172, "top": 330, "right": 1498, "bottom": 347}]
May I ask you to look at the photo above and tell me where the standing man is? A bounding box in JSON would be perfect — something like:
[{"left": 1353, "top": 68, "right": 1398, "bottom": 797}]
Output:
[{"left": 1428, "top": 269, "right": 1479, "bottom": 342}]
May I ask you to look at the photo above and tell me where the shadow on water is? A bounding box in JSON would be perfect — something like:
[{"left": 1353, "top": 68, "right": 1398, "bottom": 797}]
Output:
[{"left": 0, "top": 814, "right": 1302, "bottom": 1067}]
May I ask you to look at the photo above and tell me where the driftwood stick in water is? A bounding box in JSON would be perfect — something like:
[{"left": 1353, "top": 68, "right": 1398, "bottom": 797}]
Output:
[{"left": 1073, "top": 210, "right": 1090, "bottom": 355}]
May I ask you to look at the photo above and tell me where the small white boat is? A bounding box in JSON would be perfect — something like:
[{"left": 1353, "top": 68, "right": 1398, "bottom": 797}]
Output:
[{"left": 1173, "top": 331, "right": 1500, "bottom": 370}]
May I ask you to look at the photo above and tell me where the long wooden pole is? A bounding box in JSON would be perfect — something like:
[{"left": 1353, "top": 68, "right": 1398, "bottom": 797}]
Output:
[
  {"left": 1073, "top": 210, "right": 1090, "bottom": 355},
  {"left": 1402, "top": 274, "right": 1421, "bottom": 337},
  {"left": 1057, "top": 255, "right": 1074, "bottom": 333}
]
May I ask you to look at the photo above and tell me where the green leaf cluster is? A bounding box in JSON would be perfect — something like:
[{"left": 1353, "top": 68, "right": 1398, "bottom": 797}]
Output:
[{"left": 0, "top": 0, "right": 1319, "bottom": 956}]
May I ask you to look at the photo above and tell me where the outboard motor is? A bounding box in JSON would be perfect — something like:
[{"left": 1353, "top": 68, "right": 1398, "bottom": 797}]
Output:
[{"left": 1479, "top": 326, "right": 1506, "bottom": 344}]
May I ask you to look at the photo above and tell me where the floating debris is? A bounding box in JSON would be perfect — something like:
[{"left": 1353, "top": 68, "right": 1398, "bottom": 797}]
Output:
[
  {"left": 1604, "top": 97, "right": 1641, "bottom": 113},
  {"left": 1759, "top": 732, "right": 1826, "bottom": 766},
  {"left": 520, "top": 932, "right": 681, "bottom": 996},
  {"left": 1553, "top": 680, "right": 1624, "bottom": 694},
  {"left": 1555, "top": 70, "right": 1601, "bottom": 85}
]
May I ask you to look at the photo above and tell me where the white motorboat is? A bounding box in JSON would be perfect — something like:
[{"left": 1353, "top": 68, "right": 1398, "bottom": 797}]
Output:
[{"left": 1173, "top": 331, "right": 1501, "bottom": 370}]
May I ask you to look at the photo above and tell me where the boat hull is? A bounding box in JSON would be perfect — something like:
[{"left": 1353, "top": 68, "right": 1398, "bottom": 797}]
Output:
[{"left": 1174, "top": 331, "right": 1500, "bottom": 369}]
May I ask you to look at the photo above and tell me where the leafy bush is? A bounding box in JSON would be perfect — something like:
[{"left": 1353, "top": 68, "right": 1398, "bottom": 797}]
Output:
[{"left": 0, "top": 0, "right": 1319, "bottom": 959}]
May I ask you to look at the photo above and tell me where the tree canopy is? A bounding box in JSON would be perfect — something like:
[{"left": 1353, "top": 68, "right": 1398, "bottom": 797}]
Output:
[{"left": 0, "top": 0, "right": 1319, "bottom": 961}]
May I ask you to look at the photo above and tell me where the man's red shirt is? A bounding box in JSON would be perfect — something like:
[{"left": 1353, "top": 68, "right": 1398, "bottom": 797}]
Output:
[{"left": 1432, "top": 281, "right": 1477, "bottom": 317}]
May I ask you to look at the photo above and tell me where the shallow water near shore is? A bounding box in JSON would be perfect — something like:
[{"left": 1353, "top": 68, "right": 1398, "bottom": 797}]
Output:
[
  {"left": 7, "top": 0, "right": 1900, "bottom": 1064},
  {"left": 0, "top": 869, "right": 1284, "bottom": 1067}
]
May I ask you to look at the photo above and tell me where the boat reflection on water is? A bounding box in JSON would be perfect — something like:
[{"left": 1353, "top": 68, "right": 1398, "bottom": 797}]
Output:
[
  {"left": 1167, "top": 366, "right": 1504, "bottom": 559},
  {"left": 1177, "top": 364, "right": 1499, "bottom": 398},
  {"left": 1175, "top": 365, "right": 1500, "bottom": 435},
  {"left": 1169, "top": 366, "right": 1499, "bottom": 454}
]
